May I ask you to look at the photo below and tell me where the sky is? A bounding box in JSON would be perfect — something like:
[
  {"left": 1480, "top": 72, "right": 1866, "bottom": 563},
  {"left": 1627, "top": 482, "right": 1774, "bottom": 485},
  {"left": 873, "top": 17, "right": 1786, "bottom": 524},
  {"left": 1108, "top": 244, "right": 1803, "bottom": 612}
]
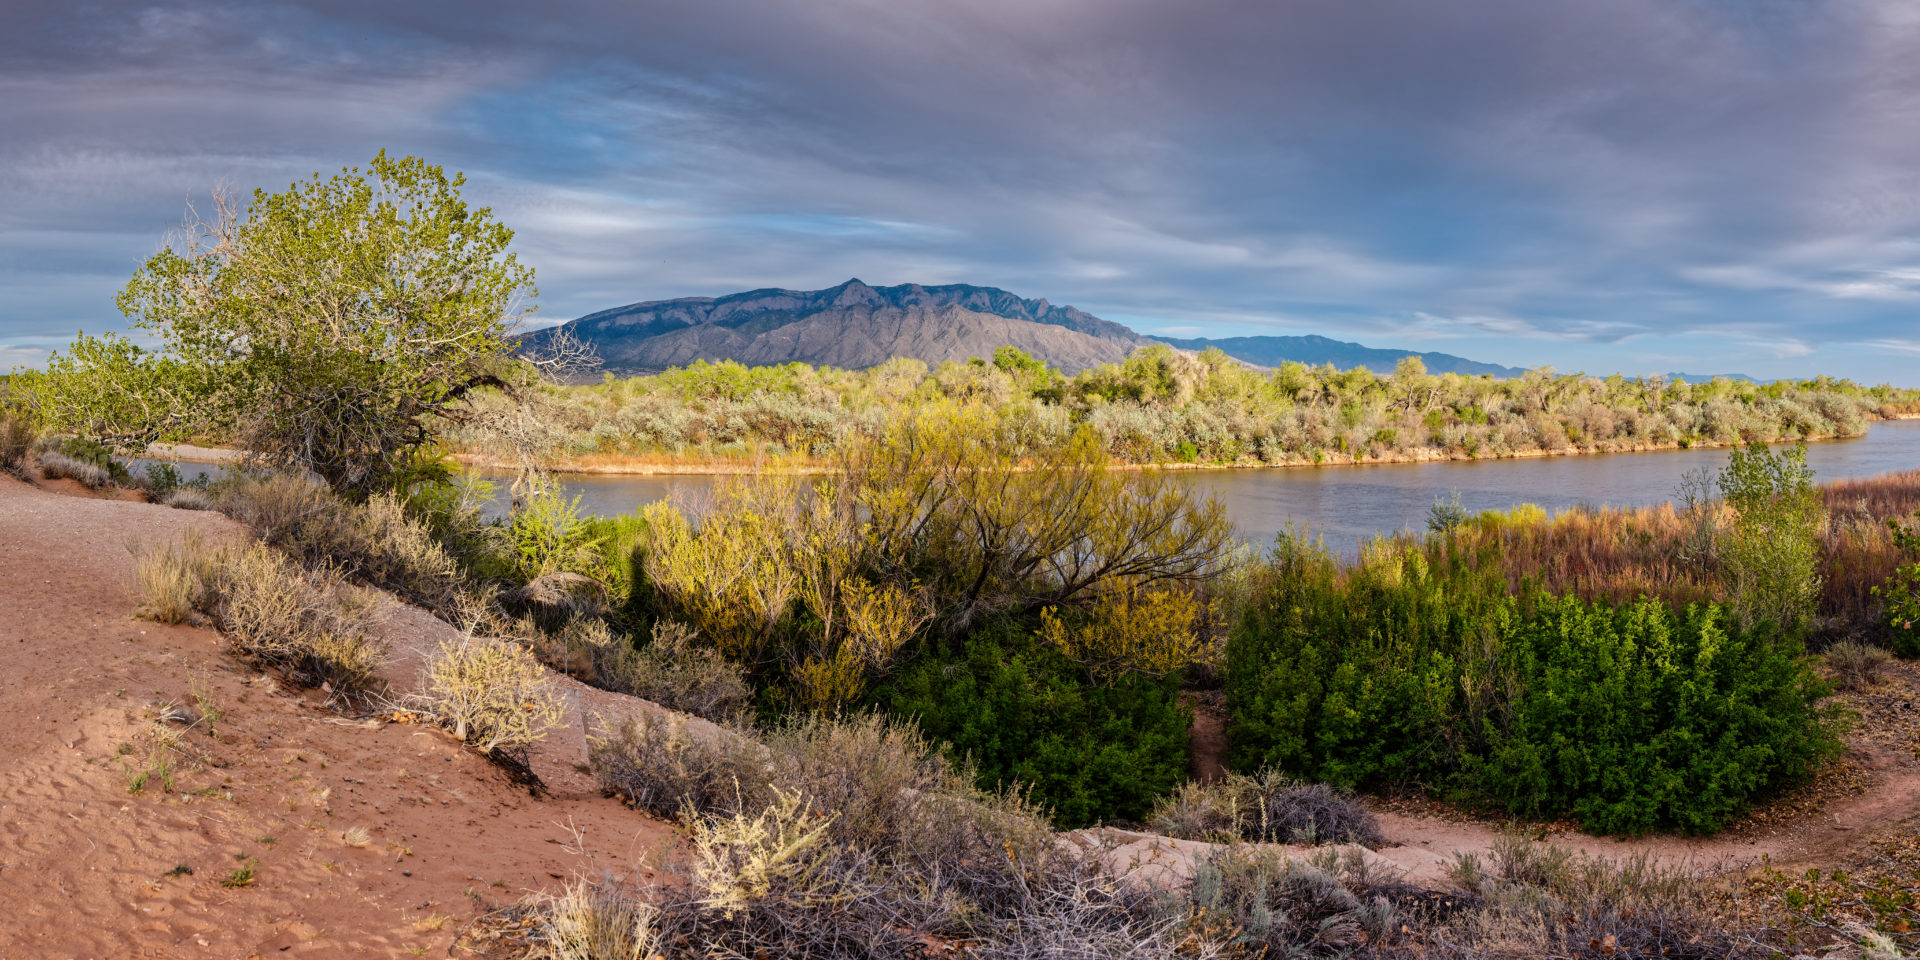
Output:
[{"left": 4, "top": 0, "right": 1920, "bottom": 382}]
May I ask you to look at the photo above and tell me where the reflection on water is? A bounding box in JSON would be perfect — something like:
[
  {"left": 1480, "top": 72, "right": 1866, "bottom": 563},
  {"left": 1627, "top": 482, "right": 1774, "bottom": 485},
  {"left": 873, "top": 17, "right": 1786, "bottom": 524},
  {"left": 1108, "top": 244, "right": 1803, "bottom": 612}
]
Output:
[{"left": 487, "top": 421, "right": 1920, "bottom": 555}]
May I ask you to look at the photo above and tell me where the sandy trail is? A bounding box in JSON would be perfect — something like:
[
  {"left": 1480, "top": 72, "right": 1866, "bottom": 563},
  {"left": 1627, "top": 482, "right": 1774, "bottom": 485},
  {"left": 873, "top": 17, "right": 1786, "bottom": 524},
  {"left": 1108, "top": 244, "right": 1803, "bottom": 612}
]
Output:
[{"left": 0, "top": 475, "right": 679, "bottom": 959}]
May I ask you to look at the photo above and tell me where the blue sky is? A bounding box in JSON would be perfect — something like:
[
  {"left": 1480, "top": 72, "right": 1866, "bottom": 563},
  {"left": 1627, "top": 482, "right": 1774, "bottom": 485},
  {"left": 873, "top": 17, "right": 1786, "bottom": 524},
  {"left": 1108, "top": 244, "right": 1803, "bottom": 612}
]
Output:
[{"left": 4, "top": 1, "right": 1920, "bottom": 382}]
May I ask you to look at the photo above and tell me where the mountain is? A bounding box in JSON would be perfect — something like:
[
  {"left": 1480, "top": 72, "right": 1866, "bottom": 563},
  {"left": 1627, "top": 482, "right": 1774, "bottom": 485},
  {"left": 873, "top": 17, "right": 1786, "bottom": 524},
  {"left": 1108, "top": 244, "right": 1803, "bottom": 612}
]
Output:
[
  {"left": 520, "top": 279, "right": 1154, "bottom": 374},
  {"left": 1151, "top": 334, "right": 1526, "bottom": 378},
  {"left": 530, "top": 279, "right": 1570, "bottom": 380}
]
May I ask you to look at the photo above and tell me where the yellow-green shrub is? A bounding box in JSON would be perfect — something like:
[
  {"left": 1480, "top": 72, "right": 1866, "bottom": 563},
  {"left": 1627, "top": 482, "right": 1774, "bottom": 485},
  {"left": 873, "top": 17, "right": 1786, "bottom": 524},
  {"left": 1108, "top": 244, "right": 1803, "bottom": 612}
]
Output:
[{"left": 421, "top": 633, "right": 565, "bottom": 754}]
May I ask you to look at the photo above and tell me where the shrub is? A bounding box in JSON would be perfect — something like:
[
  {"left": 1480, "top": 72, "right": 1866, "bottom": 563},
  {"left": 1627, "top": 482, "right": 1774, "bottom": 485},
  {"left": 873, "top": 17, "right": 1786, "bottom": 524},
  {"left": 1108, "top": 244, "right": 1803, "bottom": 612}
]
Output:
[
  {"left": 548, "top": 619, "right": 750, "bottom": 722},
  {"left": 587, "top": 709, "right": 1066, "bottom": 951},
  {"left": 1436, "top": 834, "right": 1754, "bottom": 959},
  {"left": 872, "top": 627, "right": 1191, "bottom": 827},
  {"left": 1825, "top": 640, "right": 1892, "bottom": 690},
  {"left": 131, "top": 533, "right": 218, "bottom": 624},
  {"left": 39, "top": 451, "right": 114, "bottom": 488},
  {"left": 1226, "top": 534, "right": 1839, "bottom": 834},
  {"left": 207, "top": 542, "right": 390, "bottom": 698},
  {"left": 1151, "top": 769, "right": 1382, "bottom": 847},
  {"left": 215, "top": 472, "right": 470, "bottom": 616},
  {"left": 421, "top": 632, "right": 566, "bottom": 755},
  {"left": 1181, "top": 846, "right": 1403, "bottom": 958},
  {"left": 161, "top": 487, "right": 215, "bottom": 511},
  {"left": 1874, "top": 511, "right": 1920, "bottom": 657},
  {"left": 1719, "top": 443, "right": 1825, "bottom": 634},
  {"left": 140, "top": 461, "right": 183, "bottom": 497},
  {"left": 1037, "top": 587, "right": 1209, "bottom": 679},
  {"left": 1467, "top": 597, "right": 1837, "bottom": 834},
  {"left": 590, "top": 712, "right": 761, "bottom": 819},
  {"left": 0, "top": 410, "right": 38, "bottom": 475}
]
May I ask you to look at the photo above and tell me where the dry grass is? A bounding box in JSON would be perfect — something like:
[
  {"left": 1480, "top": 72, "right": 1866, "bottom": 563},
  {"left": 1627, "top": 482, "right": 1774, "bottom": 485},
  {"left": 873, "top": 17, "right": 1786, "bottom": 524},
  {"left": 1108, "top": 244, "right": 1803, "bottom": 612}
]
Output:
[
  {"left": 1408, "top": 467, "right": 1920, "bottom": 644},
  {"left": 131, "top": 531, "right": 390, "bottom": 700},
  {"left": 520, "top": 878, "right": 660, "bottom": 960},
  {"left": 213, "top": 543, "right": 389, "bottom": 698},
  {"left": 538, "top": 618, "right": 751, "bottom": 723},
  {"left": 1433, "top": 834, "right": 1757, "bottom": 959},
  {"left": 214, "top": 472, "right": 471, "bottom": 616},
  {"left": 1151, "top": 769, "right": 1383, "bottom": 846},
  {"left": 160, "top": 487, "right": 215, "bottom": 511},
  {"left": 0, "top": 410, "right": 36, "bottom": 476},
  {"left": 131, "top": 532, "right": 217, "bottom": 625},
  {"left": 1826, "top": 640, "right": 1895, "bottom": 690},
  {"left": 39, "top": 450, "right": 114, "bottom": 488},
  {"left": 417, "top": 631, "right": 566, "bottom": 755}
]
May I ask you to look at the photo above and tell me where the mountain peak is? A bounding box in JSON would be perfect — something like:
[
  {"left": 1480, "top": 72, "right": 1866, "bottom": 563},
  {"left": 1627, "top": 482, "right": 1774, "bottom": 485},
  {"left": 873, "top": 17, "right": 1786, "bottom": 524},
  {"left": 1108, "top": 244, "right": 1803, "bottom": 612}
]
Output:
[{"left": 828, "top": 277, "right": 881, "bottom": 307}]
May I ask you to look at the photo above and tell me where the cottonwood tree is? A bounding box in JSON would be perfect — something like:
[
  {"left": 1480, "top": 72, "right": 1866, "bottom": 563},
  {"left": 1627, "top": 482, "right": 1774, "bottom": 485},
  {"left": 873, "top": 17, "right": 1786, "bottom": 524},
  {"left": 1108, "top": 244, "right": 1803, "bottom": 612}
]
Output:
[{"left": 25, "top": 152, "right": 579, "bottom": 494}]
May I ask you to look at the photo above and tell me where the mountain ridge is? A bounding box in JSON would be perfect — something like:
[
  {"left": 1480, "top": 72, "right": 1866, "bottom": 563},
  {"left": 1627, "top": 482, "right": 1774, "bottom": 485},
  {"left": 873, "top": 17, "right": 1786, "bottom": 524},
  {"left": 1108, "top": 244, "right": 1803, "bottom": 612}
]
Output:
[
  {"left": 526, "top": 279, "right": 1763, "bottom": 382},
  {"left": 521, "top": 279, "right": 1153, "bottom": 374}
]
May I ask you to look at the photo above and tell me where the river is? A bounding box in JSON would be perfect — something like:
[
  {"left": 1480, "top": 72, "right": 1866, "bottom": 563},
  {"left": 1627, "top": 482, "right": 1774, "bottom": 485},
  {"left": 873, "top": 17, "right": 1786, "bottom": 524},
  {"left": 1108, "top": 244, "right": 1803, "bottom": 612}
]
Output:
[{"left": 472, "top": 420, "right": 1920, "bottom": 554}]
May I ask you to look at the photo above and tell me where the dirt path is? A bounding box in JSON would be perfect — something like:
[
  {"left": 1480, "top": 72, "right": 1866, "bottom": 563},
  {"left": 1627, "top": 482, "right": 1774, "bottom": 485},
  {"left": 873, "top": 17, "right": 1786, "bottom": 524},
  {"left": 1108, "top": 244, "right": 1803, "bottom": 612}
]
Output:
[
  {"left": 0, "top": 475, "right": 678, "bottom": 959},
  {"left": 1365, "top": 740, "right": 1920, "bottom": 882}
]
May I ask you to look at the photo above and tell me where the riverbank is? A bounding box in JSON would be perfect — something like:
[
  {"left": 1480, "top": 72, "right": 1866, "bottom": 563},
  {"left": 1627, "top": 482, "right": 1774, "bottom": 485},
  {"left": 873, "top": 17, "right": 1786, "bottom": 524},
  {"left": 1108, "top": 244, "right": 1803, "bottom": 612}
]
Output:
[{"left": 448, "top": 413, "right": 1920, "bottom": 477}]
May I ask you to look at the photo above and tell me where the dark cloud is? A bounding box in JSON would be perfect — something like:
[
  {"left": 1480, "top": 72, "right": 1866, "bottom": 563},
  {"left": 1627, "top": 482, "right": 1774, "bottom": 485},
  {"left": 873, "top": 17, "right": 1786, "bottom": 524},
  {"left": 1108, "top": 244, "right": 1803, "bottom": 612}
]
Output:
[{"left": 3, "top": 0, "right": 1919, "bottom": 380}]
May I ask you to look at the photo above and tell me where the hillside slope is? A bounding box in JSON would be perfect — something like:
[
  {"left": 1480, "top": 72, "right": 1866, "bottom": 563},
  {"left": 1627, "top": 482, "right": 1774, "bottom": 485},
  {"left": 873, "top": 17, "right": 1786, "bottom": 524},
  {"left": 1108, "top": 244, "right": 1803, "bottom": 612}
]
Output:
[
  {"left": 0, "top": 476, "right": 680, "bottom": 959},
  {"left": 522, "top": 278, "right": 1152, "bottom": 374}
]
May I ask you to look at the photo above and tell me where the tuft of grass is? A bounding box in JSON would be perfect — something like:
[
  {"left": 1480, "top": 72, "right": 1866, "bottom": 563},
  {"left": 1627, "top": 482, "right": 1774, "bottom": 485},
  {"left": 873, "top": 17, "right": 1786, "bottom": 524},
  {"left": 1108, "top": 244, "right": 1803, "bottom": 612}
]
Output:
[
  {"left": 1827, "top": 640, "right": 1894, "bottom": 690},
  {"left": 341, "top": 826, "right": 371, "bottom": 849},
  {"left": 131, "top": 533, "right": 217, "bottom": 625},
  {"left": 0, "top": 410, "right": 37, "bottom": 476},
  {"left": 38, "top": 450, "right": 114, "bottom": 488},
  {"left": 125, "top": 723, "right": 182, "bottom": 795},
  {"left": 1151, "top": 769, "right": 1383, "bottom": 846},
  {"left": 161, "top": 486, "right": 215, "bottom": 511},
  {"left": 522, "top": 879, "right": 660, "bottom": 960},
  {"left": 219, "top": 858, "right": 257, "bottom": 888},
  {"left": 416, "top": 630, "right": 566, "bottom": 755},
  {"left": 189, "top": 669, "right": 224, "bottom": 737}
]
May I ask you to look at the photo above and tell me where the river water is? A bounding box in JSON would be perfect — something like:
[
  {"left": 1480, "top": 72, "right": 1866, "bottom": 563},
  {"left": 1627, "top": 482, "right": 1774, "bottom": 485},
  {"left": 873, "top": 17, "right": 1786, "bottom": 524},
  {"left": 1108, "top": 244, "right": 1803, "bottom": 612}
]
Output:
[{"left": 477, "top": 420, "right": 1920, "bottom": 554}]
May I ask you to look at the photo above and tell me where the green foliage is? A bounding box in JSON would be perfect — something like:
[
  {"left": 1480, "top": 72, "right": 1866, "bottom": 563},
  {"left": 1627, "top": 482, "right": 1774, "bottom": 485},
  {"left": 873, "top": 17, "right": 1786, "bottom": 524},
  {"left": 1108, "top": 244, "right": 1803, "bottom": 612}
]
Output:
[
  {"left": 1225, "top": 534, "right": 1839, "bottom": 835},
  {"left": 26, "top": 152, "right": 535, "bottom": 494},
  {"left": 638, "top": 406, "right": 1229, "bottom": 711},
  {"left": 1466, "top": 597, "right": 1836, "bottom": 834},
  {"left": 508, "top": 482, "right": 599, "bottom": 581},
  {"left": 872, "top": 626, "right": 1191, "bottom": 828},
  {"left": 48, "top": 435, "right": 131, "bottom": 483},
  {"left": 1427, "top": 491, "right": 1469, "bottom": 534},
  {"left": 448, "top": 343, "right": 1920, "bottom": 470},
  {"left": 1874, "top": 512, "right": 1920, "bottom": 657},
  {"left": 1719, "top": 443, "right": 1825, "bottom": 634}
]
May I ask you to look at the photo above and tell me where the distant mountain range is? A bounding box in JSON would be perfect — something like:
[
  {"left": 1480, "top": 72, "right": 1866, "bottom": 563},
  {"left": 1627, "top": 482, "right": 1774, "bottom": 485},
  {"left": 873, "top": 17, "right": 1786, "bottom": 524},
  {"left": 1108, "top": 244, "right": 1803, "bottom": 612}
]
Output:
[
  {"left": 519, "top": 279, "right": 1151, "bottom": 374},
  {"left": 523, "top": 279, "right": 1758, "bottom": 381},
  {"left": 1153, "top": 334, "right": 1524, "bottom": 377}
]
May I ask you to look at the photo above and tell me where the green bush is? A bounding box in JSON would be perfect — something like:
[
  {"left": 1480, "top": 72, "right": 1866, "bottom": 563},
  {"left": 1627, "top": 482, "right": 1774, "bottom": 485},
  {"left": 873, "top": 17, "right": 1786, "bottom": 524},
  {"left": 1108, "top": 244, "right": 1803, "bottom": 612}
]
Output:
[
  {"left": 871, "top": 626, "right": 1191, "bottom": 828},
  {"left": 1224, "top": 535, "right": 1508, "bottom": 790},
  {"left": 1225, "top": 534, "right": 1839, "bottom": 835},
  {"left": 1466, "top": 597, "right": 1836, "bottom": 834},
  {"left": 1873, "top": 511, "right": 1920, "bottom": 657}
]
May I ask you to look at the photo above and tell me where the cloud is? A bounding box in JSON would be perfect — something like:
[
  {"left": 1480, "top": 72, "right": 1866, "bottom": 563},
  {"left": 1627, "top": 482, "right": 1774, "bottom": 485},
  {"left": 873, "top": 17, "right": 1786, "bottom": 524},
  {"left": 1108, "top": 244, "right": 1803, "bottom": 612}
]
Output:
[{"left": 2, "top": 0, "right": 1920, "bottom": 380}]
